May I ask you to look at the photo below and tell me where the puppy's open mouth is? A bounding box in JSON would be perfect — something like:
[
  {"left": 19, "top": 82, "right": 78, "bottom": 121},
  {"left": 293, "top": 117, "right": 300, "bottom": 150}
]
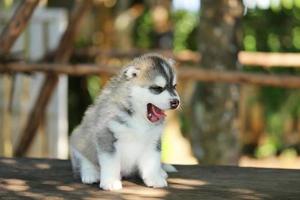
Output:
[{"left": 147, "top": 103, "right": 166, "bottom": 123}]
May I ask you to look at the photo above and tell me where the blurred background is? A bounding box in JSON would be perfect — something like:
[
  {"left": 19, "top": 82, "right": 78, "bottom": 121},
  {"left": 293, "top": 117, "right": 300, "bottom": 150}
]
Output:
[{"left": 1, "top": 0, "right": 300, "bottom": 169}]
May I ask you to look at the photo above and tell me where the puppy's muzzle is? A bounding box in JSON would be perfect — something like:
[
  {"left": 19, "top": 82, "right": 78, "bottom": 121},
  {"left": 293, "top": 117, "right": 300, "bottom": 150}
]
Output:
[{"left": 170, "top": 99, "right": 179, "bottom": 109}]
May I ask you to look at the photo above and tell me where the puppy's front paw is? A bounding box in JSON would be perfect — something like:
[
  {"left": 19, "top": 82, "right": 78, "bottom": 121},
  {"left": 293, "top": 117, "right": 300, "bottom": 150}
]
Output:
[
  {"left": 81, "top": 175, "right": 99, "bottom": 184},
  {"left": 81, "top": 170, "right": 99, "bottom": 184},
  {"left": 160, "top": 168, "right": 168, "bottom": 179},
  {"left": 100, "top": 179, "right": 122, "bottom": 191},
  {"left": 143, "top": 173, "right": 167, "bottom": 188}
]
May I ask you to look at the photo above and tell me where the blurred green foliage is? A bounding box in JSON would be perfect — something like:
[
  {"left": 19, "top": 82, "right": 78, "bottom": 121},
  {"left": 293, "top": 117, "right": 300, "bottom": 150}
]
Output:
[
  {"left": 134, "top": 8, "right": 198, "bottom": 50},
  {"left": 172, "top": 10, "right": 198, "bottom": 51},
  {"left": 87, "top": 76, "right": 102, "bottom": 100},
  {"left": 243, "top": 1, "right": 300, "bottom": 157},
  {"left": 0, "top": 0, "right": 15, "bottom": 10},
  {"left": 243, "top": 2, "right": 300, "bottom": 52},
  {"left": 134, "top": 10, "right": 154, "bottom": 48}
]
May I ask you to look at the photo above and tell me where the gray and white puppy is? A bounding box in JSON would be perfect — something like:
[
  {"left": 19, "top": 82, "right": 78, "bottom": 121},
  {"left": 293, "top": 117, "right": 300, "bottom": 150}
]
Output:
[{"left": 70, "top": 53, "right": 180, "bottom": 191}]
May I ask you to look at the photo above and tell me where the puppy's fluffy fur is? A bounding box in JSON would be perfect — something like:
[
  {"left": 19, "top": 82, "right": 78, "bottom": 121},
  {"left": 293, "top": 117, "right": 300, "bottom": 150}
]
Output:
[{"left": 70, "top": 53, "right": 180, "bottom": 190}]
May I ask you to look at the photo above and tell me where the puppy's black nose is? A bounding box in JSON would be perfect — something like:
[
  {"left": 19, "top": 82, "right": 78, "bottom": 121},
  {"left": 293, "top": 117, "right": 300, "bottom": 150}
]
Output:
[{"left": 170, "top": 99, "right": 179, "bottom": 109}]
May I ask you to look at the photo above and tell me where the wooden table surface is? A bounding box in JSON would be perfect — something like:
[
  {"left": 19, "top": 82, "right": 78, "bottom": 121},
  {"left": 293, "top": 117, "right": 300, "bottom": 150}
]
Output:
[{"left": 0, "top": 157, "right": 299, "bottom": 200}]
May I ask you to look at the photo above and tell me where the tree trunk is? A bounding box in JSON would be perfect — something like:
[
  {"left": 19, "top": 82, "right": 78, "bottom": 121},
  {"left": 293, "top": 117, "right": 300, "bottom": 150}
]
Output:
[{"left": 190, "top": 0, "right": 243, "bottom": 165}]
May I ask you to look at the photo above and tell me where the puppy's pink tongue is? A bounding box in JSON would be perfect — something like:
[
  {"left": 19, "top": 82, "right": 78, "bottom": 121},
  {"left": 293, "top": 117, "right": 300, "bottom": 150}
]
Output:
[
  {"left": 147, "top": 104, "right": 166, "bottom": 123},
  {"left": 152, "top": 106, "right": 165, "bottom": 117},
  {"left": 149, "top": 114, "right": 159, "bottom": 122}
]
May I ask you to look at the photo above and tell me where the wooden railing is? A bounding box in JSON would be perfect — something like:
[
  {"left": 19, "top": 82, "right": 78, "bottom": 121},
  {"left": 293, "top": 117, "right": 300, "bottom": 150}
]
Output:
[
  {"left": 1, "top": 62, "right": 300, "bottom": 89},
  {"left": 238, "top": 51, "right": 300, "bottom": 68}
]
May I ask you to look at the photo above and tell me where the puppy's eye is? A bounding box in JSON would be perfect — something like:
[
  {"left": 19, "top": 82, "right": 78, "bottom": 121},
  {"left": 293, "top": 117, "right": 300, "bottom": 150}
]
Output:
[{"left": 150, "top": 86, "right": 164, "bottom": 94}]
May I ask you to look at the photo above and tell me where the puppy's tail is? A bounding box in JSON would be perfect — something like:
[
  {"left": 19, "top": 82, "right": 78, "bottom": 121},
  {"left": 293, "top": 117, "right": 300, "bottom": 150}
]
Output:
[{"left": 162, "top": 163, "right": 177, "bottom": 173}]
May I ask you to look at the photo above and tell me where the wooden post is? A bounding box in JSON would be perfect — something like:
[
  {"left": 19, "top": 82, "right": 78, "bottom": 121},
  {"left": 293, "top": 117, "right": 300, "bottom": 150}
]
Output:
[
  {"left": 190, "top": 0, "right": 243, "bottom": 165},
  {"left": 0, "top": 0, "right": 40, "bottom": 56},
  {"left": 14, "top": 0, "right": 92, "bottom": 157},
  {"left": 0, "top": 0, "right": 40, "bottom": 157}
]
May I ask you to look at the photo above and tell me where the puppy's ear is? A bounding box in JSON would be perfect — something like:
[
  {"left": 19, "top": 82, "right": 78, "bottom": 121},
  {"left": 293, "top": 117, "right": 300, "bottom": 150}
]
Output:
[
  {"left": 167, "top": 58, "right": 176, "bottom": 66},
  {"left": 123, "top": 65, "right": 140, "bottom": 80}
]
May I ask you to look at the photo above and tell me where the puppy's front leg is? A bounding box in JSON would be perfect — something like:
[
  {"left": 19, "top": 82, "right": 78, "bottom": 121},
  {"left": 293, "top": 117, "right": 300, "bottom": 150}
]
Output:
[
  {"left": 99, "top": 153, "right": 122, "bottom": 191},
  {"left": 138, "top": 149, "right": 167, "bottom": 188}
]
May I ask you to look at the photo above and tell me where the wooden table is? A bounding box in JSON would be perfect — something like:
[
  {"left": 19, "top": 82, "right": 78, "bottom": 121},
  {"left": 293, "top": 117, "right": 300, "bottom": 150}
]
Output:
[{"left": 0, "top": 157, "right": 299, "bottom": 199}]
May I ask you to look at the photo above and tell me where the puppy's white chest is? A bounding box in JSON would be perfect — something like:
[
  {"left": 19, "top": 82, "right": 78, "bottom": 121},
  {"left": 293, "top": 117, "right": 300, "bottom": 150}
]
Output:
[
  {"left": 116, "top": 135, "right": 145, "bottom": 176},
  {"left": 111, "top": 120, "right": 162, "bottom": 176}
]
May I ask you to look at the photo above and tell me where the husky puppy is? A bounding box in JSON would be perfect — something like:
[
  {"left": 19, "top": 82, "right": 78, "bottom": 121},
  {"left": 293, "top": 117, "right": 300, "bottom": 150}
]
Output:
[{"left": 70, "top": 53, "right": 180, "bottom": 191}]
